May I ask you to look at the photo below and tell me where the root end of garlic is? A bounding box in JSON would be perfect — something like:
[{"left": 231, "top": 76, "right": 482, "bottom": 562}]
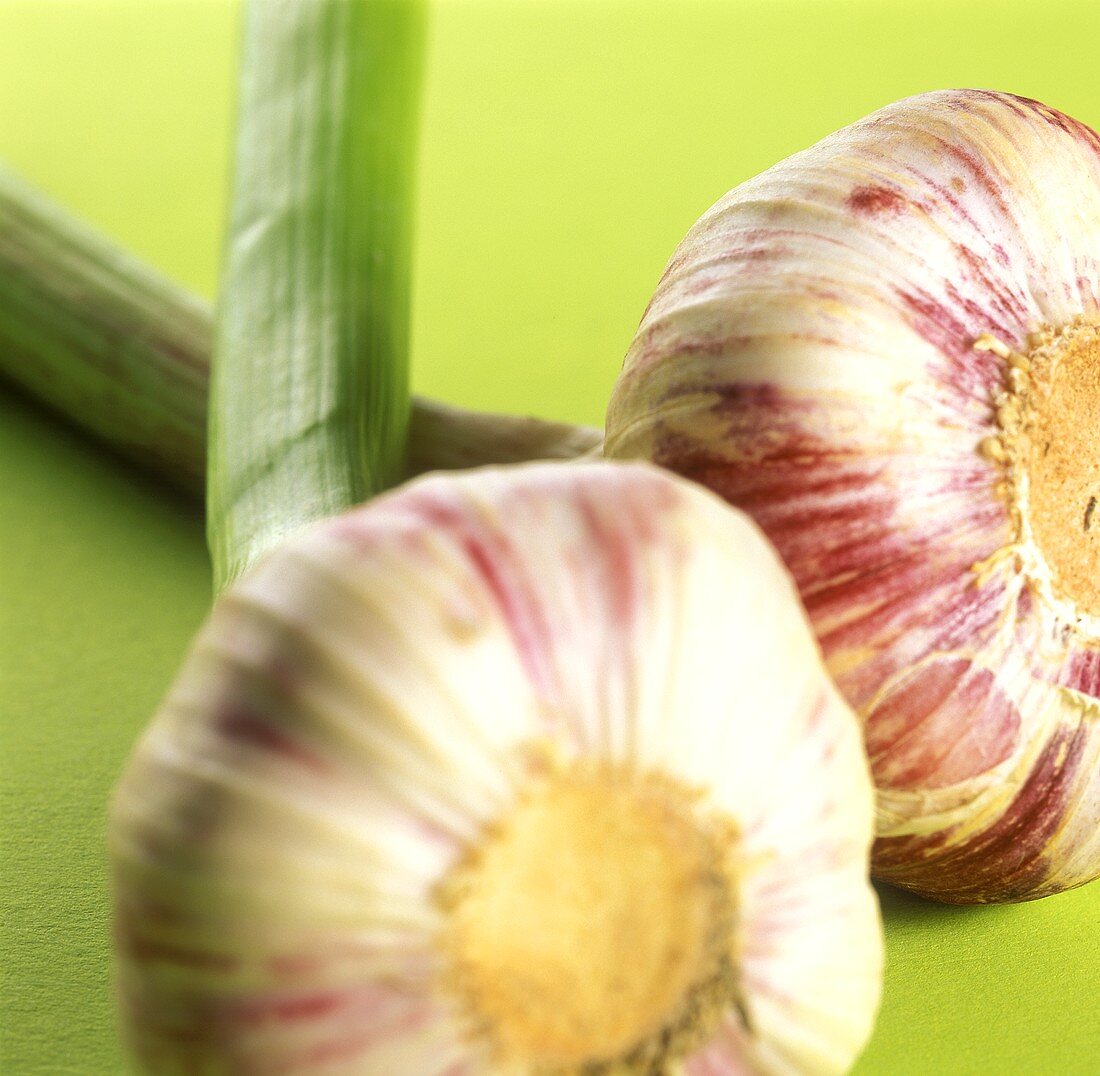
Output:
[
  {"left": 434, "top": 758, "right": 742, "bottom": 1072},
  {"left": 989, "top": 317, "right": 1100, "bottom": 625}
]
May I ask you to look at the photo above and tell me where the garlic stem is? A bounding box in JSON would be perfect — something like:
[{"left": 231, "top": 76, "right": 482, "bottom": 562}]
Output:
[
  {"left": 208, "top": 0, "right": 429, "bottom": 588},
  {"left": 0, "top": 169, "right": 601, "bottom": 501},
  {"left": 0, "top": 164, "right": 209, "bottom": 491},
  {"left": 406, "top": 397, "right": 602, "bottom": 476}
]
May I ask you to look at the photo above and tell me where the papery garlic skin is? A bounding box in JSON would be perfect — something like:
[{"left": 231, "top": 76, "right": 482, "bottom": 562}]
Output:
[
  {"left": 605, "top": 89, "right": 1100, "bottom": 903},
  {"left": 110, "top": 461, "right": 881, "bottom": 1075}
]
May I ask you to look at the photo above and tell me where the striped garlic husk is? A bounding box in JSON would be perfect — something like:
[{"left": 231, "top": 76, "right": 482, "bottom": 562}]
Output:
[
  {"left": 606, "top": 89, "right": 1100, "bottom": 903},
  {"left": 110, "top": 462, "right": 880, "bottom": 1075}
]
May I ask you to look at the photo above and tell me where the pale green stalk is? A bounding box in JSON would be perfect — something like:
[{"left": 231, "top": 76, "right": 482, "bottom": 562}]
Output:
[
  {"left": 0, "top": 166, "right": 601, "bottom": 499},
  {"left": 209, "top": 0, "right": 427, "bottom": 588},
  {"left": 0, "top": 165, "right": 208, "bottom": 491}
]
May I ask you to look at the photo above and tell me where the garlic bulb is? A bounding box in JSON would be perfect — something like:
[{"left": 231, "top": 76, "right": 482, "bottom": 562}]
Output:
[
  {"left": 605, "top": 89, "right": 1100, "bottom": 904},
  {"left": 110, "top": 461, "right": 881, "bottom": 1075}
]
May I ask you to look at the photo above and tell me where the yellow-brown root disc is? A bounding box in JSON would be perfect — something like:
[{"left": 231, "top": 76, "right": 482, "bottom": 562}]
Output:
[
  {"left": 435, "top": 759, "right": 742, "bottom": 1073},
  {"left": 989, "top": 317, "right": 1100, "bottom": 622}
]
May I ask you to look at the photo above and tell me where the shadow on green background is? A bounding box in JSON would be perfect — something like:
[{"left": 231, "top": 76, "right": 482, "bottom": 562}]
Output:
[{"left": 2, "top": 1, "right": 1099, "bottom": 1072}]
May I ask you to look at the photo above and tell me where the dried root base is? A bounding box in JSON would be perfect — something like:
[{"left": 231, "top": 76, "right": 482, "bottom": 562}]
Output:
[{"left": 976, "top": 318, "right": 1100, "bottom": 638}]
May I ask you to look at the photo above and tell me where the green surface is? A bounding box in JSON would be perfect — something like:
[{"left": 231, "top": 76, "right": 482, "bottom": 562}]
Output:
[{"left": 1, "top": 0, "right": 1098, "bottom": 1072}]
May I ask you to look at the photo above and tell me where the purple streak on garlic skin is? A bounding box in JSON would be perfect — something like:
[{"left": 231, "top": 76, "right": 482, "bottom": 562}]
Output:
[
  {"left": 111, "top": 462, "right": 881, "bottom": 1074},
  {"left": 1058, "top": 649, "right": 1100, "bottom": 696},
  {"left": 875, "top": 722, "right": 1093, "bottom": 903},
  {"left": 216, "top": 704, "right": 332, "bottom": 774},
  {"left": 606, "top": 89, "right": 1100, "bottom": 904},
  {"left": 863, "top": 658, "right": 1020, "bottom": 790}
]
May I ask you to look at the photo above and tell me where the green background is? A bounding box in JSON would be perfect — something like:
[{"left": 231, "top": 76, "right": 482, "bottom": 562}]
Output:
[{"left": 2, "top": 0, "right": 1099, "bottom": 1072}]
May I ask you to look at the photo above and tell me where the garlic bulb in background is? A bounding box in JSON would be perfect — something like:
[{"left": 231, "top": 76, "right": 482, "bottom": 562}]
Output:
[
  {"left": 606, "top": 89, "right": 1100, "bottom": 904},
  {"left": 111, "top": 461, "right": 881, "bottom": 1075}
]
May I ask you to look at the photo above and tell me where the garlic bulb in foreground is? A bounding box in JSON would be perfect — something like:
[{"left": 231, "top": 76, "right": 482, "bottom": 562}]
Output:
[
  {"left": 606, "top": 89, "right": 1100, "bottom": 904},
  {"left": 110, "top": 461, "right": 881, "bottom": 1075}
]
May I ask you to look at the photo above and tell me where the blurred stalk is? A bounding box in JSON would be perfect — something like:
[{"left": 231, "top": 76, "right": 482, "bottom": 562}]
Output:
[
  {"left": 0, "top": 176, "right": 601, "bottom": 502},
  {"left": 0, "top": 164, "right": 209, "bottom": 491}
]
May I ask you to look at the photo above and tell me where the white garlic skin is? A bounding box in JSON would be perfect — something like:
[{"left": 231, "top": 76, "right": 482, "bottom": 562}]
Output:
[
  {"left": 110, "top": 461, "right": 881, "bottom": 1075},
  {"left": 606, "top": 89, "right": 1100, "bottom": 903}
]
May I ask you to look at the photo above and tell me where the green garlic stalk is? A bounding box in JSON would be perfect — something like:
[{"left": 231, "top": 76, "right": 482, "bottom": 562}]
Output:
[
  {"left": 207, "top": 0, "right": 427, "bottom": 587},
  {"left": 0, "top": 172, "right": 601, "bottom": 503},
  {"left": 0, "top": 164, "right": 209, "bottom": 491}
]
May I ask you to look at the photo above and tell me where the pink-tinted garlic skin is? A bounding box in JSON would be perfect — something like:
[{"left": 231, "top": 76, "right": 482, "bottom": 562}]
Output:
[
  {"left": 606, "top": 89, "right": 1100, "bottom": 904},
  {"left": 110, "top": 462, "right": 881, "bottom": 1075}
]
